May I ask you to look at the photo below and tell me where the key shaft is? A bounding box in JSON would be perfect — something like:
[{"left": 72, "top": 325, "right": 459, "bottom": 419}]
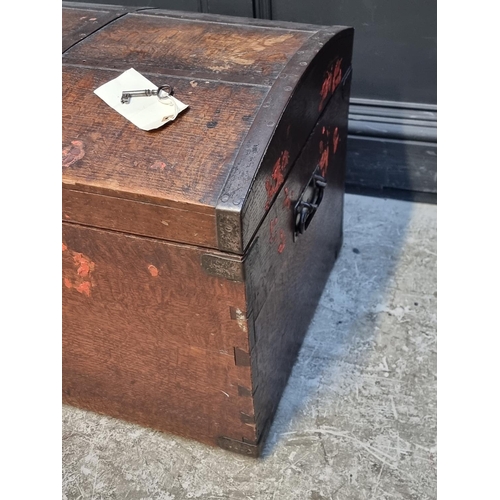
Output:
[{"left": 121, "top": 85, "right": 172, "bottom": 104}]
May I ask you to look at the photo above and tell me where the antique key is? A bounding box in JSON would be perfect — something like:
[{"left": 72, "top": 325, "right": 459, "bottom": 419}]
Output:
[{"left": 121, "top": 85, "right": 173, "bottom": 104}]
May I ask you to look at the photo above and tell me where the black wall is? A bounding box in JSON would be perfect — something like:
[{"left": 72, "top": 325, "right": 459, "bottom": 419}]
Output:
[{"left": 272, "top": 0, "right": 436, "bottom": 105}]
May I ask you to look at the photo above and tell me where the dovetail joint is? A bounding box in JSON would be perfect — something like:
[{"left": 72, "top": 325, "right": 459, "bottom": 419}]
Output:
[
  {"left": 238, "top": 385, "right": 252, "bottom": 397},
  {"left": 234, "top": 347, "right": 251, "bottom": 367},
  {"left": 216, "top": 436, "right": 259, "bottom": 457}
]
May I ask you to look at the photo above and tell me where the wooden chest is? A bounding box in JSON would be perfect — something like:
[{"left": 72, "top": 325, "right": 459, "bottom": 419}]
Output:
[{"left": 62, "top": 2, "right": 354, "bottom": 456}]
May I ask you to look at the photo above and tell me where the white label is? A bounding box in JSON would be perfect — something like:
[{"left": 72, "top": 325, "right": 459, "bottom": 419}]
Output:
[{"left": 93, "top": 68, "right": 189, "bottom": 131}]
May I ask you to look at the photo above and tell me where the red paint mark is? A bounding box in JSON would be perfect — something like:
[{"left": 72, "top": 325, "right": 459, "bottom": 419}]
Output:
[
  {"left": 265, "top": 150, "right": 290, "bottom": 210},
  {"left": 270, "top": 217, "right": 278, "bottom": 243},
  {"left": 76, "top": 281, "right": 92, "bottom": 297},
  {"left": 283, "top": 187, "right": 293, "bottom": 209},
  {"left": 62, "top": 247, "right": 95, "bottom": 296},
  {"left": 319, "top": 58, "right": 343, "bottom": 111},
  {"left": 270, "top": 218, "right": 286, "bottom": 254},
  {"left": 277, "top": 230, "right": 286, "bottom": 254},
  {"left": 333, "top": 59, "right": 342, "bottom": 90},
  {"left": 148, "top": 264, "right": 159, "bottom": 277},
  {"left": 73, "top": 252, "right": 94, "bottom": 278},
  {"left": 319, "top": 77, "right": 331, "bottom": 110},
  {"left": 318, "top": 128, "right": 331, "bottom": 177},
  {"left": 62, "top": 140, "right": 85, "bottom": 168},
  {"left": 333, "top": 127, "right": 340, "bottom": 153},
  {"left": 150, "top": 160, "right": 166, "bottom": 171}
]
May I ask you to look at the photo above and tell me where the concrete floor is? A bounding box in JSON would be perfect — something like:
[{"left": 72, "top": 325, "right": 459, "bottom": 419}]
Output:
[{"left": 62, "top": 193, "right": 437, "bottom": 500}]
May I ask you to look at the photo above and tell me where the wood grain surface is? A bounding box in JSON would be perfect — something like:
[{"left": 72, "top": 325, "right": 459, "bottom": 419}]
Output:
[
  {"left": 62, "top": 65, "right": 267, "bottom": 209},
  {"left": 63, "top": 223, "right": 250, "bottom": 353},
  {"left": 63, "top": 222, "right": 256, "bottom": 446},
  {"left": 62, "top": 5, "right": 126, "bottom": 52},
  {"left": 63, "top": 189, "right": 218, "bottom": 247},
  {"left": 64, "top": 13, "right": 312, "bottom": 85}
]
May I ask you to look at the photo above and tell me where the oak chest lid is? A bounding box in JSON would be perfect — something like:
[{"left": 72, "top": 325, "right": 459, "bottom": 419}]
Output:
[{"left": 62, "top": 2, "right": 353, "bottom": 254}]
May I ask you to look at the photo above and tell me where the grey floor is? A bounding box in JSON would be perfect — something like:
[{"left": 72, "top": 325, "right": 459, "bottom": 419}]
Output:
[{"left": 62, "top": 193, "right": 437, "bottom": 500}]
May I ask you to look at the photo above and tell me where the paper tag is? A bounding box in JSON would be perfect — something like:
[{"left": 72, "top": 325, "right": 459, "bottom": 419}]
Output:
[{"left": 94, "top": 68, "right": 188, "bottom": 131}]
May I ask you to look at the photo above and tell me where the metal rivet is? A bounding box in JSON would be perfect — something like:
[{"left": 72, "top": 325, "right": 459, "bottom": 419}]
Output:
[
  {"left": 233, "top": 199, "right": 242, "bottom": 206},
  {"left": 267, "top": 121, "right": 276, "bottom": 127},
  {"left": 221, "top": 195, "right": 229, "bottom": 203},
  {"left": 284, "top": 86, "right": 293, "bottom": 92},
  {"left": 299, "top": 62, "right": 308, "bottom": 66}
]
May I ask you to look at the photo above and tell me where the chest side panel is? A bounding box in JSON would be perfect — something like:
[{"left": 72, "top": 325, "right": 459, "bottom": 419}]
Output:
[
  {"left": 215, "top": 28, "right": 354, "bottom": 253},
  {"left": 62, "top": 223, "right": 256, "bottom": 447},
  {"left": 244, "top": 73, "right": 352, "bottom": 442},
  {"left": 241, "top": 30, "right": 354, "bottom": 249}
]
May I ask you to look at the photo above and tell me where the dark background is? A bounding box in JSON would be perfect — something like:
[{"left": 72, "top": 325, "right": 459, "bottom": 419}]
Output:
[{"left": 65, "top": 0, "right": 437, "bottom": 201}]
